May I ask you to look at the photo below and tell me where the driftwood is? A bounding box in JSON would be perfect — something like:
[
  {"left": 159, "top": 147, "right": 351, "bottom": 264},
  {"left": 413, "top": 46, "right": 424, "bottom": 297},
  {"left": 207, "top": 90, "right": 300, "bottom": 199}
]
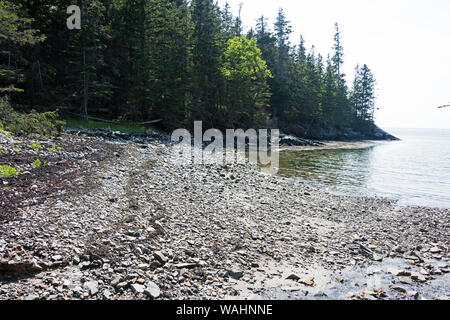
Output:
[{"left": 438, "top": 104, "right": 450, "bottom": 109}]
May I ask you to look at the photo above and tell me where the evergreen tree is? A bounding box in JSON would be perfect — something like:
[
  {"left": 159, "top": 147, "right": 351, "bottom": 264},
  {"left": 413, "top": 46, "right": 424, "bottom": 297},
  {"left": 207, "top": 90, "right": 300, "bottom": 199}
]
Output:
[
  {"left": 272, "top": 8, "right": 293, "bottom": 122},
  {"left": 189, "top": 0, "right": 223, "bottom": 128},
  {"left": 0, "top": 1, "right": 45, "bottom": 95},
  {"left": 352, "top": 64, "right": 376, "bottom": 131}
]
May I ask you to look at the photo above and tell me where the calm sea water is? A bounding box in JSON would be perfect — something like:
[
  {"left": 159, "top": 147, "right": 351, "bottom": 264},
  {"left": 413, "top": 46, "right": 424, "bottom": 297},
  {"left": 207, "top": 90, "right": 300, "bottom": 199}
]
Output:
[{"left": 278, "top": 128, "right": 450, "bottom": 209}]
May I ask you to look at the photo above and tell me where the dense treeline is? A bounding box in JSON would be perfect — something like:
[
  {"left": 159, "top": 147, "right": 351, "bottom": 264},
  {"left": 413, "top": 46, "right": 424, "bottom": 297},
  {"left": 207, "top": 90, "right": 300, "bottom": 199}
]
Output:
[{"left": 0, "top": 0, "right": 378, "bottom": 136}]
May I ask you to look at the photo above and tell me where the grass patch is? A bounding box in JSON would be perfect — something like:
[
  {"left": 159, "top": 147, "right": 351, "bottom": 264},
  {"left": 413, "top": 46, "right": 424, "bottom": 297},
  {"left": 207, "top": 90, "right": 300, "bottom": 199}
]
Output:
[
  {"left": 0, "top": 165, "right": 20, "bottom": 178},
  {"left": 64, "top": 117, "right": 155, "bottom": 134}
]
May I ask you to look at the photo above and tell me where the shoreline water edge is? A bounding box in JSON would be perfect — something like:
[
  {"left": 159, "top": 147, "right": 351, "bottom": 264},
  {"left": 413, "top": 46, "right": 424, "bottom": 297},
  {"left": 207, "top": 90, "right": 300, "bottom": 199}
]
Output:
[{"left": 0, "top": 130, "right": 448, "bottom": 300}]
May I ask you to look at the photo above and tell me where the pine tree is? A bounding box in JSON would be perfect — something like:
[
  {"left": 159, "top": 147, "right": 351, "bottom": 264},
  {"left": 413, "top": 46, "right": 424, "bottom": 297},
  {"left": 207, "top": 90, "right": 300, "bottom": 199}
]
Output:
[
  {"left": 189, "top": 0, "right": 224, "bottom": 128},
  {"left": 272, "top": 8, "right": 293, "bottom": 122},
  {"left": 66, "top": 0, "right": 113, "bottom": 120},
  {"left": 352, "top": 64, "right": 376, "bottom": 131},
  {"left": 0, "top": 1, "right": 45, "bottom": 96}
]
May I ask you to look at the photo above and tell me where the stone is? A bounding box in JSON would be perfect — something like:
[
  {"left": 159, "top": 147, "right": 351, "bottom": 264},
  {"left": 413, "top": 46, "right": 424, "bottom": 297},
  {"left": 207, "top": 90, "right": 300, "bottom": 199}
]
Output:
[
  {"left": 83, "top": 281, "right": 99, "bottom": 296},
  {"left": 430, "top": 247, "right": 441, "bottom": 254},
  {"left": 51, "top": 255, "right": 63, "bottom": 261},
  {"left": 153, "top": 251, "right": 168, "bottom": 264},
  {"left": 398, "top": 276, "right": 413, "bottom": 285},
  {"left": 174, "top": 263, "right": 197, "bottom": 269},
  {"left": 130, "top": 283, "right": 145, "bottom": 294},
  {"left": 103, "top": 290, "right": 112, "bottom": 300},
  {"left": 111, "top": 276, "right": 122, "bottom": 287},
  {"left": 138, "top": 263, "right": 149, "bottom": 270},
  {"left": 144, "top": 281, "right": 161, "bottom": 299},
  {"left": 298, "top": 276, "right": 315, "bottom": 287},
  {"left": 227, "top": 269, "right": 244, "bottom": 280},
  {"left": 390, "top": 285, "right": 407, "bottom": 294},
  {"left": 410, "top": 272, "right": 426, "bottom": 283},
  {"left": 25, "top": 293, "right": 39, "bottom": 300},
  {"left": 286, "top": 274, "right": 301, "bottom": 281}
]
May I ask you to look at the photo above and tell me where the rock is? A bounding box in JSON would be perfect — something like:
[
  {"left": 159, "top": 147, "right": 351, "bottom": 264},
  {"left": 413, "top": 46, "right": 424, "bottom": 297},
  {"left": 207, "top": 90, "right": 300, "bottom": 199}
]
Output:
[
  {"left": 51, "top": 255, "right": 63, "bottom": 261},
  {"left": 153, "top": 251, "right": 168, "bottom": 264},
  {"left": 227, "top": 269, "right": 244, "bottom": 280},
  {"left": 286, "top": 274, "right": 301, "bottom": 281},
  {"left": 372, "top": 254, "right": 384, "bottom": 262},
  {"left": 390, "top": 285, "right": 407, "bottom": 294},
  {"left": 174, "top": 263, "right": 197, "bottom": 269},
  {"left": 398, "top": 276, "right": 413, "bottom": 285},
  {"left": 138, "top": 263, "right": 149, "bottom": 270},
  {"left": 130, "top": 283, "right": 145, "bottom": 294},
  {"left": 83, "top": 281, "right": 99, "bottom": 296},
  {"left": 314, "top": 291, "right": 327, "bottom": 297},
  {"left": 103, "top": 290, "right": 112, "bottom": 300},
  {"left": 410, "top": 272, "right": 426, "bottom": 283},
  {"left": 146, "top": 227, "right": 156, "bottom": 233},
  {"left": 116, "top": 281, "right": 129, "bottom": 289},
  {"left": 111, "top": 276, "right": 122, "bottom": 287},
  {"left": 408, "top": 291, "right": 419, "bottom": 299},
  {"left": 298, "top": 276, "right": 315, "bottom": 287},
  {"left": 25, "top": 293, "right": 40, "bottom": 300},
  {"left": 144, "top": 281, "right": 161, "bottom": 299},
  {"left": 388, "top": 268, "right": 411, "bottom": 277},
  {"left": 430, "top": 247, "right": 441, "bottom": 254}
]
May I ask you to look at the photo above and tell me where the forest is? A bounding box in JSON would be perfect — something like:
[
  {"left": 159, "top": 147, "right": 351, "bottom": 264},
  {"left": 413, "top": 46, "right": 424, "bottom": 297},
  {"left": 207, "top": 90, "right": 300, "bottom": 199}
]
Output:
[{"left": 0, "top": 0, "right": 378, "bottom": 137}]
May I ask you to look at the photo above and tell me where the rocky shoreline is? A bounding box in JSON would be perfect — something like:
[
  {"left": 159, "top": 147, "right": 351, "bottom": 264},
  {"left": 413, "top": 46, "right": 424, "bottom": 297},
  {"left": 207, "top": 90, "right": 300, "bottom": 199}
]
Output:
[{"left": 0, "top": 132, "right": 448, "bottom": 300}]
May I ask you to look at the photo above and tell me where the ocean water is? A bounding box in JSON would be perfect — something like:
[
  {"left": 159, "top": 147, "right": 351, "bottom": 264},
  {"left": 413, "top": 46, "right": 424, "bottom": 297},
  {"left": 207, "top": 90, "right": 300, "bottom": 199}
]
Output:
[{"left": 277, "top": 128, "right": 450, "bottom": 209}]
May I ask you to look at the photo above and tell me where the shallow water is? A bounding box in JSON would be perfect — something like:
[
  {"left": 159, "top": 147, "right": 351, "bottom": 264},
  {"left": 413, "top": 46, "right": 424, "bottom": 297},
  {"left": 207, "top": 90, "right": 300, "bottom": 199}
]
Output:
[
  {"left": 254, "top": 258, "right": 450, "bottom": 300},
  {"left": 277, "top": 128, "right": 450, "bottom": 209}
]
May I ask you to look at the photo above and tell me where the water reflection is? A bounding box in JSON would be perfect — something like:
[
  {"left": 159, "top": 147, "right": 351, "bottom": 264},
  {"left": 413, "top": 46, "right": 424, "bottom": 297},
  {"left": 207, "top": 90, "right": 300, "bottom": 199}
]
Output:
[
  {"left": 273, "top": 129, "right": 450, "bottom": 208},
  {"left": 278, "top": 147, "right": 374, "bottom": 189}
]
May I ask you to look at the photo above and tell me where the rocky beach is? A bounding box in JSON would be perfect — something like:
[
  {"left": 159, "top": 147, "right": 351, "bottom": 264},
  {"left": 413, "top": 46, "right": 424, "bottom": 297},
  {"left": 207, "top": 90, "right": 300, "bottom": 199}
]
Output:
[{"left": 0, "top": 132, "right": 449, "bottom": 300}]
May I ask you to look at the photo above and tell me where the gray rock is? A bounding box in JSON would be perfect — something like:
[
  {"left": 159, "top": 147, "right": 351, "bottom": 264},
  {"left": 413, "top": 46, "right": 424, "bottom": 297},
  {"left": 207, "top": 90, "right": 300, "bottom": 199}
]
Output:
[
  {"left": 103, "top": 290, "right": 112, "bottom": 300},
  {"left": 83, "top": 281, "right": 99, "bottom": 296},
  {"left": 131, "top": 283, "right": 145, "bottom": 294},
  {"left": 174, "top": 263, "right": 197, "bottom": 269},
  {"left": 144, "top": 281, "right": 161, "bottom": 299},
  {"left": 390, "top": 285, "right": 407, "bottom": 294},
  {"left": 111, "top": 276, "right": 122, "bottom": 287},
  {"left": 153, "top": 251, "right": 168, "bottom": 264},
  {"left": 227, "top": 269, "right": 244, "bottom": 280},
  {"left": 25, "top": 293, "right": 39, "bottom": 300}
]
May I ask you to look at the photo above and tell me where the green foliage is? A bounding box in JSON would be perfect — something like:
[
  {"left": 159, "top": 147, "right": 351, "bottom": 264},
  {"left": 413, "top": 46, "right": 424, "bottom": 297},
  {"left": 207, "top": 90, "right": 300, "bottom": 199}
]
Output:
[
  {"left": 220, "top": 37, "right": 272, "bottom": 127},
  {"left": 0, "top": 164, "right": 20, "bottom": 178},
  {"left": 47, "top": 145, "right": 62, "bottom": 153},
  {"left": 32, "top": 158, "right": 42, "bottom": 168},
  {"left": 1, "top": 0, "right": 379, "bottom": 137},
  {"left": 0, "top": 97, "right": 65, "bottom": 137},
  {"left": 0, "top": 144, "right": 9, "bottom": 154},
  {"left": 29, "top": 141, "right": 44, "bottom": 152},
  {"left": 0, "top": 1, "right": 45, "bottom": 94},
  {"left": 352, "top": 64, "right": 376, "bottom": 132}
]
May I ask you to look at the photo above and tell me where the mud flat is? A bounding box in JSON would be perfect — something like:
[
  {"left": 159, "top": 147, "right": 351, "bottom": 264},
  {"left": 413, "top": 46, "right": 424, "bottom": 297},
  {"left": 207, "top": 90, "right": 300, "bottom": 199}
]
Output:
[{"left": 0, "top": 132, "right": 448, "bottom": 300}]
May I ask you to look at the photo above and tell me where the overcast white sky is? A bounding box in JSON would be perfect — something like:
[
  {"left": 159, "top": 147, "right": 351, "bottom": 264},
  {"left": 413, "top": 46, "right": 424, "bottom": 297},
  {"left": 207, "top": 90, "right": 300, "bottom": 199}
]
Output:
[{"left": 217, "top": 0, "right": 450, "bottom": 130}]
